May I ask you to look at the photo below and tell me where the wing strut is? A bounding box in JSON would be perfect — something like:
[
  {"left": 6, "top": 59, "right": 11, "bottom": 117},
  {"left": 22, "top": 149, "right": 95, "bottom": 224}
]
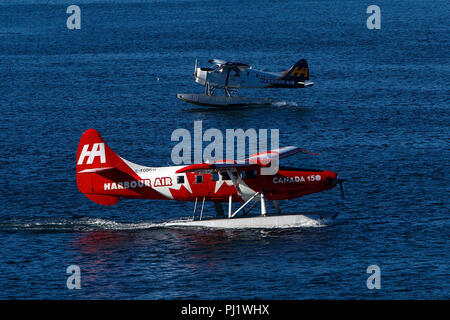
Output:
[
  {"left": 192, "top": 197, "right": 198, "bottom": 219},
  {"left": 261, "top": 192, "right": 267, "bottom": 216},
  {"left": 199, "top": 197, "right": 205, "bottom": 220},
  {"left": 192, "top": 196, "right": 206, "bottom": 220}
]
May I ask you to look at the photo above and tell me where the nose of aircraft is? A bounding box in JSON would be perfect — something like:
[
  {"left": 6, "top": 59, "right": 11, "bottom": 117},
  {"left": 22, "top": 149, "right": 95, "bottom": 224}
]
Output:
[
  {"left": 323, "top": 170, "right": 337, "bottom": 183},
  {"left": 324, "top": 171, "right": 346, "bottom": 199}
]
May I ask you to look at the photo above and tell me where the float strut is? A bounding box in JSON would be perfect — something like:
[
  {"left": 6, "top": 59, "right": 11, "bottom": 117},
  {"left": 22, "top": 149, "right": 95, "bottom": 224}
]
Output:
[
  {"left": 261, "top": 192, "right": 267, "bottom": 216},
  {"left": 199, "top": 197, "right": 205, "bottom": 221},
  {"left": 230, "top": 191, "right": 261, "bottom": 218},
  {"left": 192, "top": 197, "right": 198, "bottom": 220}
]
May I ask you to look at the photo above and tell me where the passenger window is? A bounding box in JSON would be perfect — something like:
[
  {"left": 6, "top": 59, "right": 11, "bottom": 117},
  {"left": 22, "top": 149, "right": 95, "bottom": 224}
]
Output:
[
  {"left": 195, "top": 175, "right": 203, "bottom": 183},
  {"left": 177, "top": 176, "right": 184, "bottom": 184}
]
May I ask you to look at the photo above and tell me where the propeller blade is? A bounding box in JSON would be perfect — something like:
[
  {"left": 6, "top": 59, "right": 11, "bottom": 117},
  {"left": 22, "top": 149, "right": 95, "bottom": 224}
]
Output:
[
  {"left": 326, "top": 177, "right": 346, "bottom": 200},
  {"left": 193, "top": 59, "right": 198, "bottom": 78},
  {"left": 339, "top": 181, "right": 345, "bottom": 199}
]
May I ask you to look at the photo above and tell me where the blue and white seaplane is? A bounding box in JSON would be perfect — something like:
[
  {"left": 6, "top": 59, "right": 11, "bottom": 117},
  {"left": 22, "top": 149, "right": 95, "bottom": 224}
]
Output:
[{"left": 177, "top": 58, "right": 313, "bottom": 107}]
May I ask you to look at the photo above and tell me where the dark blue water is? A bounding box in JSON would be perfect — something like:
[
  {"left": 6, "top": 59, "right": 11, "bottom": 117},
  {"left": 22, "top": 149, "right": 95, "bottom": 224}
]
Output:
[{"left": 0, "top": 0, "right": 449, "bottom": 299}]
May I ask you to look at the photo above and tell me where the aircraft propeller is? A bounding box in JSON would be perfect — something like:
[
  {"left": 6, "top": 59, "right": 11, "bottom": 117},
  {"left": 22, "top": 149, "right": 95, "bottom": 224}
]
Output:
[
  {"left": 327, "top": 177, "right": 346, "bottom": 199},
  {"left": 193, "top": 59, "right": 198, "bottom": 78},
  {"left": 336, "top": 178, "right": 346, "bottom": 199}
]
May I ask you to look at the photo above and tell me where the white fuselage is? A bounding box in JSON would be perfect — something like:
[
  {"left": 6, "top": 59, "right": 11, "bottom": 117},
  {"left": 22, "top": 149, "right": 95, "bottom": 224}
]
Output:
[{"left": 195, "top": 67, "right": 299, "bottom": 89}]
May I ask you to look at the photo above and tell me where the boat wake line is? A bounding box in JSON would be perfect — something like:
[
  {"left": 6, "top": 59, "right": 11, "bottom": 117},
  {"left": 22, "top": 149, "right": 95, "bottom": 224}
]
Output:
[
  {"left": 0, "top": 213, "right": 337, "bottom": 232},
  {"left": 271, "top": 100, "right": 300, "bottom": 107}
]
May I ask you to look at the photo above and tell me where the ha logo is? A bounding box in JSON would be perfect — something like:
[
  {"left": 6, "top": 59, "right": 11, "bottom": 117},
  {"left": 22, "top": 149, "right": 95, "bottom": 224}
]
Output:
[{"left": 77, "top": 143, "right": 106, "bottom": 165}]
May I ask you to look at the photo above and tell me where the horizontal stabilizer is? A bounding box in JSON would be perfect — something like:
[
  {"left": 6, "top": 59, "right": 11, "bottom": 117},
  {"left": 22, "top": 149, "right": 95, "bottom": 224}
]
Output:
[{"left": 77, "top": 167, "right": 115, "bottom": 174}]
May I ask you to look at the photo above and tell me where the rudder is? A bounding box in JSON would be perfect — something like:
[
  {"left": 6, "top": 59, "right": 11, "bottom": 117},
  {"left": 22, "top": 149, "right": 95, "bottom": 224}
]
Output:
[
  {"left": 76, "top": 129, "right": 125, "bottom": 206},
  {"left": 280, "top": 59, "right": 309, "bottom": 82}
]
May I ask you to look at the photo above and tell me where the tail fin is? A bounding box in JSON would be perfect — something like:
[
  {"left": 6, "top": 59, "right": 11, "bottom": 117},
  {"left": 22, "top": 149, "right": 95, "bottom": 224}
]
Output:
[
  {"left": 76, "top": 129, "right": 138, "bottom": 206},
  {"left": 280, "top": 58, "right": 309, "bottom": 82}
]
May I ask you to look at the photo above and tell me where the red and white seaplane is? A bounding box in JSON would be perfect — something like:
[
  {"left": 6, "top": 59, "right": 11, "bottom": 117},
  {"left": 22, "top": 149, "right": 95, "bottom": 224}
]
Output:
[{"left": 76, "top": 129, "right": 345, "bottom": 228}]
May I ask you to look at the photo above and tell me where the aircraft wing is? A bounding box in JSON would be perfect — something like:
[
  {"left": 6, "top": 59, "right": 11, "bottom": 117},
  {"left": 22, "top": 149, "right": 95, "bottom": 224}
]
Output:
[
  {"left": 246, "top": 146, "right": 320, "bottom": 165},
  {"left": 208, "top": 58, "right": 227, "bottom": 66},
  {"left": 175, "top": 146, "right": 319, "bottom": 173},
  {"left": 208, "top": 59, "right": 251, "bottom": 71},
  {"left": 175, "top": 161, "right": 259, "bottom": 174},
  {"left": 223, "top": 61, "right": 251, "bottom": 69}
]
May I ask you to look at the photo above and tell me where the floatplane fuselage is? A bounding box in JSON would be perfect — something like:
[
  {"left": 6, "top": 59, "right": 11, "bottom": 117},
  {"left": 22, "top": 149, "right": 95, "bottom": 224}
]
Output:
[
  {"left": 177, "top": 58, "right": 314, "bottom": 106},
  {"left": 195, "top": 59, "right": 313, "bottom": 90}
]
